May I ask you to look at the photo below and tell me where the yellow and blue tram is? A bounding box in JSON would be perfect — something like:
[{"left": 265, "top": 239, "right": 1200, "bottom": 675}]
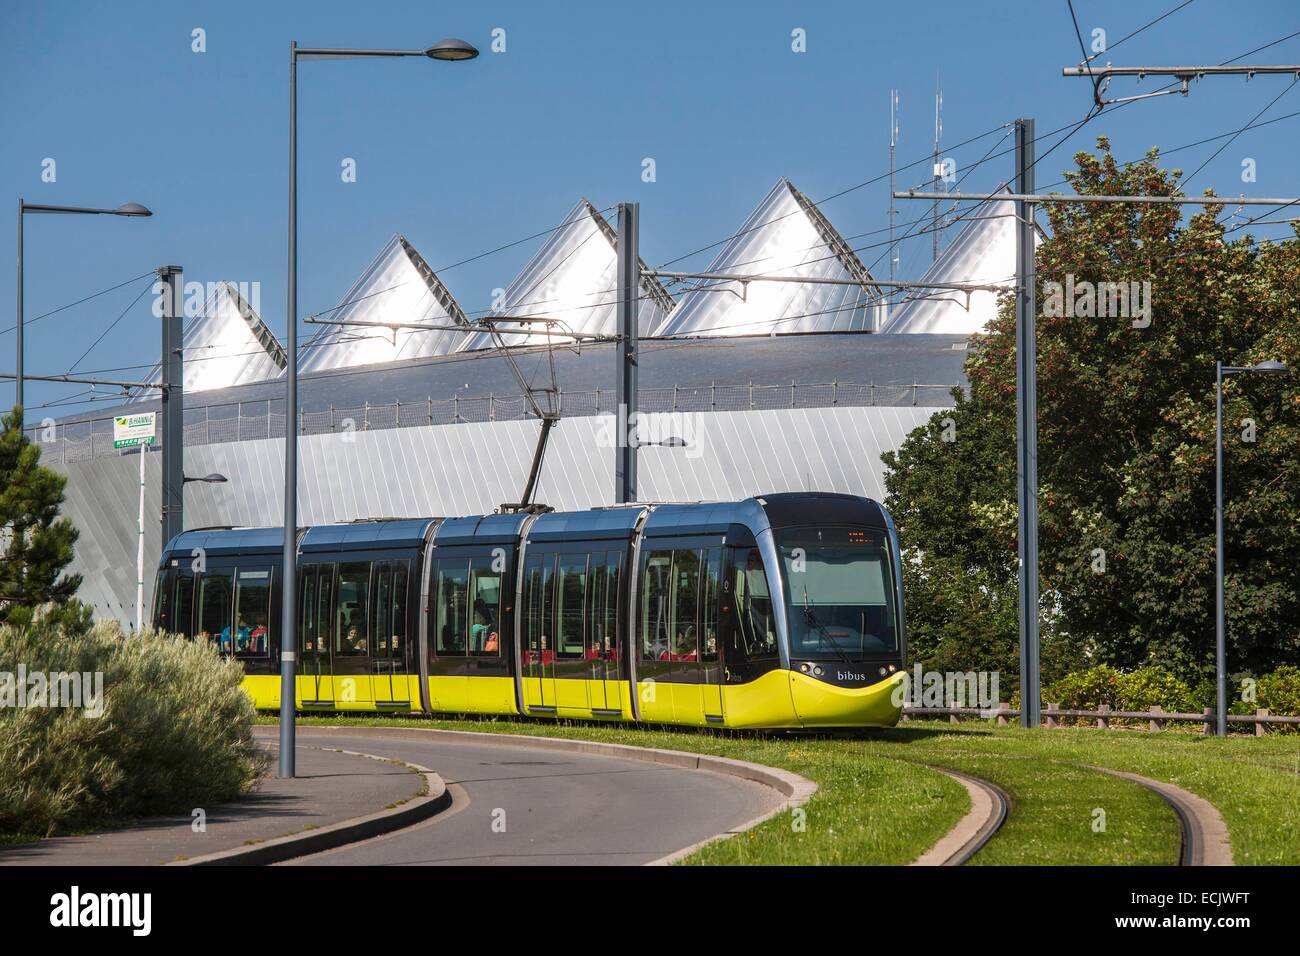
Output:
[{"left": 152, "top": 493, "right": 906, "bottom": 729}]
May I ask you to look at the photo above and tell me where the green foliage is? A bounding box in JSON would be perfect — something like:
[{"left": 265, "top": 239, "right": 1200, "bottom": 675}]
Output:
[
  {"left": 0, "top": 406, "right": 83, "bottom": 627},
  {"left": 0, "top": 619, "right": 264, "bottom": 837},
  {"left": 1044, "top": 664, "right": 1124, "bottom": 710},
  {"left": 1257, "top": 665, "right": 1300, "bottom": 723},
  {"left": 884, "top": 139, "right": 1300, "bottom": 681}
]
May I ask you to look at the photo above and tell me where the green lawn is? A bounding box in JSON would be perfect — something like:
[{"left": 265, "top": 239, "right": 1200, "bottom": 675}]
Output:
[{"left": 258, "top": 713, "right": 1300, "bottom": 865}]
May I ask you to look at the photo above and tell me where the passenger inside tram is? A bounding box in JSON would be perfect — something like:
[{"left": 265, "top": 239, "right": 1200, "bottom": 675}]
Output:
[{"left": 248, "top": 615, "right": 268, "bottom": 654}]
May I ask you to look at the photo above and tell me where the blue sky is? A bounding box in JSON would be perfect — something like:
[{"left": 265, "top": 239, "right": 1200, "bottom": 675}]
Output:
[{"left": 3, "top": 0, "right": 1298, "bottom": 420}]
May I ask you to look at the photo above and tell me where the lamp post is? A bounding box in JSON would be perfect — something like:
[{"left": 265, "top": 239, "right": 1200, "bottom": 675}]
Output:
[
  {"left": 15, "top": 200, "right": 152, "bottom": 415},
  {"left": 280, "top": 37, "right": 480, "bottom": 778},
  {"left": 1215, "top": 358, "right": 1289, "bottom": 736}
]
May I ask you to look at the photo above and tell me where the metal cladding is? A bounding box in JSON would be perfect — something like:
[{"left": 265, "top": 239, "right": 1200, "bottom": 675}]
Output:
[
  {"left": 652, "top": 178, "right": 886, "bottom": 338},
  {"left": 880, "top": 198, "right": 1020, "bottom": 335},
  {"left": 137, "top": 281, "right": 285, "bottom": 395},
  {"left": 457, "top": 199, "right": 675, "bottom": 351},
  {"left": 298, "top": 233, "right": 470, "bottom": 373},
  {"left": 53, "top": 405, "right": 940, "bottom": 626}
]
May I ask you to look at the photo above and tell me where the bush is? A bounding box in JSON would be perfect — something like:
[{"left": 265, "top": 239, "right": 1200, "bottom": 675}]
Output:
[
  {"left": 1116, "top": 668, "right": 1195, "bottom": 714},
  {"left": 0, "top": 618, "right": 264, "bottom": 837},
  {"left": 1256, "top": 666, "right": 1300, "bottom": 732}
]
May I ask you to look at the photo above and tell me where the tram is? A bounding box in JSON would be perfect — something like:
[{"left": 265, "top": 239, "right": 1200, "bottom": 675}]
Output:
[{"left": 151, "top": 492, "right": 906, "bottom": 729}]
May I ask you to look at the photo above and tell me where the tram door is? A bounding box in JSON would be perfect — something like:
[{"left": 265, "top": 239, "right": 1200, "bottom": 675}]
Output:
[
  {"left": 553, "top": 554, "right": 591, "bottom": 712},
  {"left": 299, "top": 564, "right": 334, "bottom": 705},
  {"left": 522, "top": 553, "right": 557, "bottom": 711},
  {"left": 372, "top": 561, "right": 410, "bottom": 706},
  {"left": 699, "top": 548, "right": 725, "bottom": 722},
  {"left": 587, "top": 552, "right": 621, "bottom": 714}
]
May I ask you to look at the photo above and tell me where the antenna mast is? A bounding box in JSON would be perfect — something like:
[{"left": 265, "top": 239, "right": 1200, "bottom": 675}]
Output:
[
  {"left": 932, "top": 76, "right": 942, "bottom": 263},
  {"left": 888, "top": 89, "right": 899, "bottom": 302}
]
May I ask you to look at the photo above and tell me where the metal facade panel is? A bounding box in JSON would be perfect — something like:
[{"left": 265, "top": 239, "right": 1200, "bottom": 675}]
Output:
[
  {"left": 299, "top": 234, "right": 470, "bottom": 373},
  {"left": 653, "top": 179, "right": 885, "bottom": 337},
  {"left": 880, "top": 199, "right": 1020, "bottom": 335},
  {"left": 54, "top": 405, "right": 938, "bottom": 626},
  {"left": 457, "top": 200, "right": 674, "bottom": 351}
]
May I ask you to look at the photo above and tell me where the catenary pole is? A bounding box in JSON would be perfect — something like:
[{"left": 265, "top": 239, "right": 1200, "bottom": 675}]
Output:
[{"left": 1015, "top": 118, "right": 1041, "bottom": 729}]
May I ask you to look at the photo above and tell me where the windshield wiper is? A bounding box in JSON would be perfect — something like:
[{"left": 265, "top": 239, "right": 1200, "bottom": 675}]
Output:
[{"left": 803, "top": 585, "right": 851, "bottom": 664}]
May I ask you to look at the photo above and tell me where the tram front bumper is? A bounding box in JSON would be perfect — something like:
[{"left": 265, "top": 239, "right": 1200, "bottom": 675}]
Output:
[{"left": 789, "top": 669, "right": 906, "bottom": 728}]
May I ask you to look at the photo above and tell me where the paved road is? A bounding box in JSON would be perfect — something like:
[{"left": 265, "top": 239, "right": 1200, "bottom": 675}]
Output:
[{"left": 272, "top": 730, "right": 780, "bottom": 866}]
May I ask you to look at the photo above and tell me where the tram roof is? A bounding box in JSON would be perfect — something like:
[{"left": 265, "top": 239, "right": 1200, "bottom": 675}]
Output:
[
  {"left": 162, "top": 526, "right": 283, "bottom": 560},
  {"left": 433, "top": 512, "right": 531, "bottom": 546},
  {"left": 299, "top": 519, "right": 435, "bottom": 553},
  {"left": 527, "top": 506, "right": 648, "bottom": 543}
]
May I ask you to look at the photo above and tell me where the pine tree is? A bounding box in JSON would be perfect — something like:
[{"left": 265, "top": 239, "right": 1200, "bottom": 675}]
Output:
[{"left": 0, "top": 406, "right": 83, "bottom": 626}]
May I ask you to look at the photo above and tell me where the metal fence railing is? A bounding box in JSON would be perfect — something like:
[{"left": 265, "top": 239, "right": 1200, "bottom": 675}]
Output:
[
  {"left": 26, "top": 380, "right": 961, "bottom": 465},
  {"left": 904, "top": 703, "right": 1300, "bottom": 735}
]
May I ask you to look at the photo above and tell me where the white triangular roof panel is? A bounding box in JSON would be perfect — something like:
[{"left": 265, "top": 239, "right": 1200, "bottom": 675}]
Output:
[
  {"left": 880, "top": 199, "right": 1021, "bottom": 335},
  {"left": 653, "top": 178, "right": 885, "bottom": 337},
  {"left": 299, "top": 234, "right": 469, "bottom": 373},
  {"left": 138, "top": 281, "right": 285, "bottom": 395},
  {"left": 458, "top": 200, "right": 675, "bottom": 351}
]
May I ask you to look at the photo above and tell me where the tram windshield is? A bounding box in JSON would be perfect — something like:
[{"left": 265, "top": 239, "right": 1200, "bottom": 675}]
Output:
[{"left": 776, "top": 526, "right": 898, "bottom": 659}]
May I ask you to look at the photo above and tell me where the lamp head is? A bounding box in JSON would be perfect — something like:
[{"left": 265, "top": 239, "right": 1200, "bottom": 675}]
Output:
[
  {"left": 1249, "top": 359, "right": 1290, "bottom": 376},
  {"left": 115, "top": 202, "right": 152, "bottom": 217},
  {"left": 425, "top": 38, "right": 479, "bottom": 61}
]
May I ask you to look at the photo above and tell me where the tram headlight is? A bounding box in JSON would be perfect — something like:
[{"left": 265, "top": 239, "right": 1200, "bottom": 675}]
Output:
[
  {"left": 799, "top": 662, "right": 810, "bottom": 673},
  {"left": 879, "top": 667, "right": 888, "bottom": 676},
  {"left": 813, "top": 666, "right": 824, "bottom": 677}
]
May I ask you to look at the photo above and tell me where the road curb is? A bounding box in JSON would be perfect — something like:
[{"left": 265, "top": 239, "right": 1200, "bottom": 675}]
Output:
[
  {"left": 1090, "top": 766, "right": 1234, "bottom": 866},
  {"left": 910, "top": 767, "right": 1010, "bottom": 866},
  {"left": 279, "top": 724, "right": 817, "bottom": 865},
  {"left": 170, "top": 746, "right": 450, "bottom": 867}
]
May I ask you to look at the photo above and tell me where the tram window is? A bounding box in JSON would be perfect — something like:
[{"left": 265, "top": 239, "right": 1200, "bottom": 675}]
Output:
[
  {"left": 335, "top": 562, "right": 371, "bottom": 656},
  {"left": 523, "top": 556, "right": 553, "bottom": 663},
  {"left": 372, "top": 561, "right": 409, "bottom": 659},
  {"left": 671, "top": 550, "right": 701, "bottom": 662},
  {"left": 587, "top": 560, "right": 607, "bottom": 661},
  {"left": 153, "top": 570, "right": 173, "bottom": 632},
  {"left": 702, "top": 549, "right": 721, "bottom": 663},
  {"left": 468, "top": 558, "right": 502, "bottom": 656},
  {"left": 234, "top": 568, "right": 272, "bottom": 658},
  {"left": 557, "top": 555, "right": 587, "bottom": 659},
  {"left": 641, "top": 551, "right": 672, "bottom": 662},
  {"left": 732, "top": 548, "right": 778, "bottom": 662},
  {"left": 603, "top": 554, "right": 620, "bottom": 661},
  {"left": 197, "top": 572, "right": 234, "bottom": 653},
  {"left": 174, "top": 575, "right": 195, "bottom": 637},
  {"left": 436, "top": 560, "right": 469, "bottom": 656},
  {"left": 300, "top": 566, "right": 317, "bottom": 654}
]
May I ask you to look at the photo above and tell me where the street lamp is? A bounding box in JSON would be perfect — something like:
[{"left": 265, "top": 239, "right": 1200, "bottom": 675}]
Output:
[
  {"left": 184, "top": 473, "right": 228, "bottom": 484},
  {"left": 280, "top": 37, "right": 480, "bottom": 778},
  {"left": 1215, "top": 358, "right": 1290, "bottom": 736},
  {"left": 15, "top": 200, "right": 153, "bottom": 413}
]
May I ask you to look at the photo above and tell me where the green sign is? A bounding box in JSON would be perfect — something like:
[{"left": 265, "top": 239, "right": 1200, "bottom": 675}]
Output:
[{"left": 113, "top": 413, "right": 156, "bottom": 449}]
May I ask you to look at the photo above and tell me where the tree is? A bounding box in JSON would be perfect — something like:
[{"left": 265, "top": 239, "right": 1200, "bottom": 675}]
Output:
[
  {"left": 0, "top": 406, "right": 83, "bottom": 627},
  {"left": 883, "top": 139, "right": 1300, "bottom": 683}
]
